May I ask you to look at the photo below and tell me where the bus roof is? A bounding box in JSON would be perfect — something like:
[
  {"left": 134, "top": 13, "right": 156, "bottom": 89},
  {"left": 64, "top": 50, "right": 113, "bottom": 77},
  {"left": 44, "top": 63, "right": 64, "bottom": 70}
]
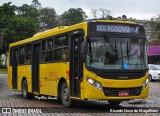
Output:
[
  {"left": 91, "top": 20, "right": 138, "bottom": 25},
  {"left": 9, "top": 20, "right": 138, "bottom": 47}
]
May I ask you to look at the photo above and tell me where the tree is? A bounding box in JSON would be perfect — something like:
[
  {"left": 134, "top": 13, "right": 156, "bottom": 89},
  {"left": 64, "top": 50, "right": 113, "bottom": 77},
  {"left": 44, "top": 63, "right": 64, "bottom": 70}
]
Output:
[
  {"left": 60, "top": 8, "right": 86, "bottom": 25},
  {"left": 91, "top": 8, "right": 111, "bottom": 19},
  {"left": 15, "top": 4, "right": 40, "bottom": 37},
  {"left": 122, "top": 15, "right": 127, "bottom": 20},
  {"left": 154, "top": 21, "right": 160, "bottom": 39},
  {"left": 40, "top": 7, "right": 58, "bottom": 30},
  {"left": 0, "top": 2, "right": 39, "bottom": 54},
  {"left": 0, "top": 2, "right": 16, "bottom": 54},
  {"left": 0, "top": 56, "right": 4, "bottom": 68},
  {"left": 91, "top": 9, "right": 98, "bottom": 19},
  {"left": 32, "top": 0, "right": 41, "bottom": 9},
  {"left": 0, "top": 2, "right": 15, "bottom": 29},
  {"left": 16, "top": 4, "right": 40, "bottom": 23},
  {"left": 77, "top": 8, "right": 88, "bottom": 20},
  {"left": 106, "top": 15, "right": 113, "bottom": 20},
  {"left": 99, "top": 8, "right": 111, "bottom": 19},
  {"left": 13, "top": 17, "right": 39, "bottom": 40}
]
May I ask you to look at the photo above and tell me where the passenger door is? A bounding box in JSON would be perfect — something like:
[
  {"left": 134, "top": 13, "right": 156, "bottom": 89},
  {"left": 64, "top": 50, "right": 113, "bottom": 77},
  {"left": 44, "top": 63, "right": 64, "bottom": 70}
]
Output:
[
  {"left": 32, "top": 43, "right": 41, "bottom": 93},
  {"left": 12, "top": 48, "right": 18, "bottom": 89},
  {"left": 70, "top": 32, "right": 83, "bottom": 97}
]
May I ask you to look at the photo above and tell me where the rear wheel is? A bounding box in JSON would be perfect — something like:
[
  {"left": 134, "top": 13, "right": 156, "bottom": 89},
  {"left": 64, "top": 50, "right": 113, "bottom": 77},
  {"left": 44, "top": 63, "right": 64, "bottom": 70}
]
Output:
[
  {"left": 61, "top": 82, "right": 75, "bottom": 107},
  {"left": 22, "top": 80, "right": 33, "bottom": 99},
  {"left": 108, "top": 100, "right": 122, "bottom": 106}
]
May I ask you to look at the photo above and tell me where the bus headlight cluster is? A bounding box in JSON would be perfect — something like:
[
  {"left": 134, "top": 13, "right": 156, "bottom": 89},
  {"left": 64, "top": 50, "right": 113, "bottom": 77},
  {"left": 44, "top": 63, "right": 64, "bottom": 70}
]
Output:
[
  {"left": 142, "top": 79, "right": 149, "bottom": 90},
  {"left": 86, "top": 77, "right": 103, "bottom": 91}
]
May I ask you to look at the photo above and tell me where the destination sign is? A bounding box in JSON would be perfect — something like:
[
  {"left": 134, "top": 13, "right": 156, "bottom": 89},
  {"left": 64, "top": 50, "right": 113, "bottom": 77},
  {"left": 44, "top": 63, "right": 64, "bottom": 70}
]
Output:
[{"left": 96, "top": 25, "right": 139, "bottom": 33}]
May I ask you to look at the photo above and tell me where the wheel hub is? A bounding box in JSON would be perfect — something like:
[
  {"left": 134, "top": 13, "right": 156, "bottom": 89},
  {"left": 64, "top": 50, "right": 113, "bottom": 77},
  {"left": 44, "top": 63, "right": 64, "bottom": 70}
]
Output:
[{"left": 63, "top": 88, "right": 69, "bottom": 101}]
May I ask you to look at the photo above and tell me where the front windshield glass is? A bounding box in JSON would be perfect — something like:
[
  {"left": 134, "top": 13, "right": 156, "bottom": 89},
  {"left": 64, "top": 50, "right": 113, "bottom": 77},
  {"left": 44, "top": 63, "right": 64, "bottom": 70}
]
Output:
[{"left": 86, "top": 36, "right": 147, "bottom": 70}]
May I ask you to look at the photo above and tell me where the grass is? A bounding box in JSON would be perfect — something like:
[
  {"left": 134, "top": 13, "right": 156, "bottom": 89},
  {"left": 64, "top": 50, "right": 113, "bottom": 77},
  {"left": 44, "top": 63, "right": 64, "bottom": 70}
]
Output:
[{"left": 0, "top": 69, "right": 8, "bottom": 74}]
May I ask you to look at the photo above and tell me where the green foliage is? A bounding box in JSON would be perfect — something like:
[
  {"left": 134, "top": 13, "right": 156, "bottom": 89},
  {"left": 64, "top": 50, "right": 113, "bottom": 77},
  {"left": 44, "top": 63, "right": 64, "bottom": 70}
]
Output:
[
  {"left": 155, "top": 21, "right": 160, "bottom": 39},
  {"left": 40, "top": 7, "right": 58, "bottom": 29},
  {"left": 149, "top": 21, "right": 160, "bottom": 40},
  {"left": 0, "top": 2, "right": 40, "bottom": 53},
  {"left": 60, "top": 8, "right": 86, "bottom": 25},
  {"left": 16, "top": 4, "right": 40, "bottom": 24},
  {"left": 0, "top": 0, "right": 88, "bottom": 55},
  {"left": 154, "top": 21, "right": 160, "bottom": 31},
  {"left": 0, "top": 2, "right": 15, "bottom": 29},
  {"left": 106, "top": 15, "right": 113, "bottom": 20},
  {"left": 0, "top": 69, "right": 8, "bottom": 73},
  {"left": 122, "top": 15, "right": 127, "bottom": 20},
  {"left": 32, "top": 0, "right": 41, "bottom": 8},
  {"left": 0, "top": 56, "right": 4, "bottom": 64},
  {"left": 0, "top": 56, "right": 6, "bottom": 69},
  {"left": 0, "top": 2, "right": 16, "bottom": 53}
]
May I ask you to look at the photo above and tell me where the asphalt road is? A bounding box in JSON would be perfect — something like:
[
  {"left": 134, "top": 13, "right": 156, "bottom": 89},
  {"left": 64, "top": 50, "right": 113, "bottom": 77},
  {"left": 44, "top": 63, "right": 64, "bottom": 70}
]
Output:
[{"left": 0, "top": 74, "right": 160, "bottom": 116}]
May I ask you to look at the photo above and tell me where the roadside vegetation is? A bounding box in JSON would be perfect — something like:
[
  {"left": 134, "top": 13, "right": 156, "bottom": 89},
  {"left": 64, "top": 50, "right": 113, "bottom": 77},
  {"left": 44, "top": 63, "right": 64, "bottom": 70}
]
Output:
[{"left": 0, "top": 69, "right": 7, "bottom": 74}]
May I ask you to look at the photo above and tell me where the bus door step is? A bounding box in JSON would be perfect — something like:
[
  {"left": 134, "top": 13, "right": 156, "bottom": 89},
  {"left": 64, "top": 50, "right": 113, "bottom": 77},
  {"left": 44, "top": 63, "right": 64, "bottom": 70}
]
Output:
[
  {"left": 70, "top": 96, "right": 80, "bottom": 100},
  {"left": 33, "top": 92, "right": 40, "bottom": 95}
]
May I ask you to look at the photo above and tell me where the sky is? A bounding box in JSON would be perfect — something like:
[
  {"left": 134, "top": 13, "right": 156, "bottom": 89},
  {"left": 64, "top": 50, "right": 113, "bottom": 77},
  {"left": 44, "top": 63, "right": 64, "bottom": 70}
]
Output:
[{"left": 0, "top": 0, "right": 160, "bottom": 20}]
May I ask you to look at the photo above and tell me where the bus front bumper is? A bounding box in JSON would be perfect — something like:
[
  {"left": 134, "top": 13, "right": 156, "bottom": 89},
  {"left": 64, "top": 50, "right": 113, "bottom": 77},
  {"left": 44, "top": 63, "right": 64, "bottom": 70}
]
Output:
[{"left": 83, "top": 83, "right": 149, "bottom": 101}]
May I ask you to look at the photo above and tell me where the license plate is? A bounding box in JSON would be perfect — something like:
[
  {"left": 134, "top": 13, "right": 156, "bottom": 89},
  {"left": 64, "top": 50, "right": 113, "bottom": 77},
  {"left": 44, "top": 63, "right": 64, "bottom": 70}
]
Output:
[{"left": 118, "top": 91, "right": 129, "bottom": 96}]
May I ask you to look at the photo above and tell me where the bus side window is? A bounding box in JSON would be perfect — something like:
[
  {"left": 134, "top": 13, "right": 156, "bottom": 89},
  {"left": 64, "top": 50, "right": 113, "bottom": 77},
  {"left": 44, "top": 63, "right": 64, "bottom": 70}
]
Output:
[
  {"left": 42, "top": 37, "right": 53, "bottom": 62},
  {"left": 54, "top": 48, "right": 68, "bottom": 61},
  {"left": 19, "top": 46, "right": 25, "bottom": 64},
  {"left": 54, "top": 35, "right": 68, "bottom": 61},
  {"left": 25, "top": 44, "right": 32, "bottom": 64}
]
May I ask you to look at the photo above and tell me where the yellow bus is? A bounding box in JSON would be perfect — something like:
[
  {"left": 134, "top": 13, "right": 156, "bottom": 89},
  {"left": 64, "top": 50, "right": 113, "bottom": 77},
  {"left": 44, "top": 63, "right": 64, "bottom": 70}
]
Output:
[{"left": 8, "top": 20, "right": 149, "bottom": 107}]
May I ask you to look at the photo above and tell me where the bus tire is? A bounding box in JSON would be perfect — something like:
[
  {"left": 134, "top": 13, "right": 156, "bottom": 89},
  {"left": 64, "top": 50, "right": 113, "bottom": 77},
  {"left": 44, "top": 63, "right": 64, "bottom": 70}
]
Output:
[
  {"left": 22, "top": 80, "right": 33, "bottom": 99},
  {"left": 108, "top": 100, "right": 122, "bottom": 106},
  {"left": 148, "top": 75, "right": 153, "bottom": 82},
  {"left": 61, "top": 82, "right": 74, "bottom": 107}
]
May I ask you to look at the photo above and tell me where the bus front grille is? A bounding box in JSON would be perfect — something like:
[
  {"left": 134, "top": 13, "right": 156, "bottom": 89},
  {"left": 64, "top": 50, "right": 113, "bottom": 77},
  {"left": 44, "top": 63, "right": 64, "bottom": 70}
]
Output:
[{"left": 103, "top": 87, "right": 142, "bottom": 97}]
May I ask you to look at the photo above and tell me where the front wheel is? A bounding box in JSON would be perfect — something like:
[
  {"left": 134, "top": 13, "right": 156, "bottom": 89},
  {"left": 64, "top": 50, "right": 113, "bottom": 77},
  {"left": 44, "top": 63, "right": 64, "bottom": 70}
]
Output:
[
  {"left": 61, "top": 82, "right": 75, "bottom": 107},
  {"left": 108, "top": 100, "right": 122, "bottom": 106},
  {"left": 148, "top": 75, "right": 153, "bottom": 82}
]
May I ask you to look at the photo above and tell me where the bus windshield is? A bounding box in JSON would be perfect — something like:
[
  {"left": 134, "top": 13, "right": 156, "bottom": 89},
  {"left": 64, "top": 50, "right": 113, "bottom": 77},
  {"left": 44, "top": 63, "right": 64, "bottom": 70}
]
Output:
[{"left": 86, "top": 36, "right": 147, "bottom": 70}]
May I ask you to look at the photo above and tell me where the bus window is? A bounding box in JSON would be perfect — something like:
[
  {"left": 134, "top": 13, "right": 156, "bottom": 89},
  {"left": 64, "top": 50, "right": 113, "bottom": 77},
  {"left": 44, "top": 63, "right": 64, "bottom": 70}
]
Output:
[
  {"left": 19, "top": 46, "right": 25, "bottom": 64},
  {"left": 25, "top": 44, "right": 32, "bottom": 64},
  {"left": 42, "top": 38, "right": 53, "bottom": 62},
  {"left": 54, "top": 35, "right": 68, "bottom": 61},
  {"left": 55, "top": 35, "right": 68, "bottom": 48},
  {"left": 54, "top": 48, "right": 68, "bottom": 61}
]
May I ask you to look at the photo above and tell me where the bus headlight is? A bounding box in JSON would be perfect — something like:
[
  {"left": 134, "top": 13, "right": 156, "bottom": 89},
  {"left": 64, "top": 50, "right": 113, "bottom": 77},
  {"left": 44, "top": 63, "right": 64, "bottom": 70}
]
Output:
[
  {"left": 142, "top": 79, "right": 149, "bottom": 90},
  {"left": 86, "top": 77, "right": 103, "bottom": 91}
]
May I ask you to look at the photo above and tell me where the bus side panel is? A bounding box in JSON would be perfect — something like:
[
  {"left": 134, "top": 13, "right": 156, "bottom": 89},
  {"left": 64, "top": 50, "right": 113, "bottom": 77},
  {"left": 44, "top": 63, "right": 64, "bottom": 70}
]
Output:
[
  {"left": 8, "top": 66, "right": 12, "bottom": 89},
  {"left": 52, "top": 62, "right": 69, "bottom": 96},
  {"left": 46, "top": 63, "right": 57, "bottom": 96},
  {"left": 39, "top": 64, "right": 49, "bottom": 95},
  {"left": 17, "top": 65, "right": 32, "bottom": 92},
  {"left": 39, "top": 62, "right": 69, "bottom": 96}
]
